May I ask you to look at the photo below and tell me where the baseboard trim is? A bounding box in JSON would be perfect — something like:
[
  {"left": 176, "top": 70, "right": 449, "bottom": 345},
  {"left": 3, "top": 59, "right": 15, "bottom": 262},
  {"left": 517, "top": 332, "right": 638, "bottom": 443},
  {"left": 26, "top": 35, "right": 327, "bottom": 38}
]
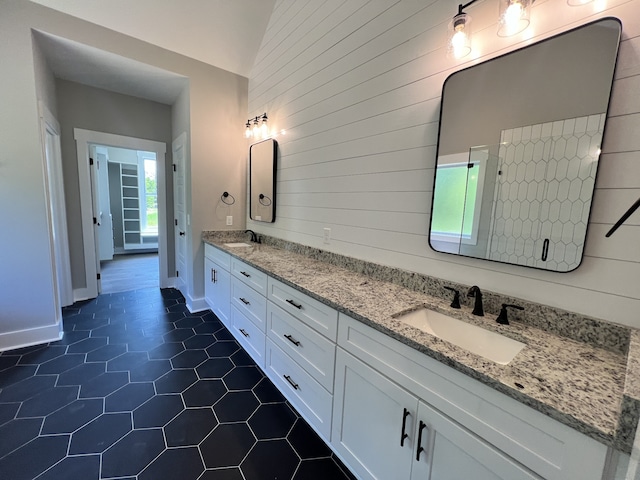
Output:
[
  {"left": 0, "top": 322, "right": 63, "bottom": 352},
  {"left": 186, "top": 295, "right": 208, "bottom": 313},
  {"left": 73, "top": 287, "right": 95, "bottom": 303}
]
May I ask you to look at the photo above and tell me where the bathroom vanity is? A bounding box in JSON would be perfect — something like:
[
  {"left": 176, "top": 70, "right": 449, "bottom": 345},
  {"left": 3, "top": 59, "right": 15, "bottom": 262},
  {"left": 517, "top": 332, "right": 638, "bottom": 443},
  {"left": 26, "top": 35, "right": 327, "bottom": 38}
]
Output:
[{"left": 203, "top": 232, "right": 638, "bottom": 480}]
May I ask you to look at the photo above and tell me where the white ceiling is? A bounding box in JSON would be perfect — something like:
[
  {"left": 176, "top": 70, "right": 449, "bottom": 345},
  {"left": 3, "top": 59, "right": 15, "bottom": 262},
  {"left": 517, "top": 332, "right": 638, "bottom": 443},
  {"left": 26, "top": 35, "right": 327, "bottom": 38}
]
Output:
[{"left": 30, "top": 0, "right": 276, "bottom": 78}]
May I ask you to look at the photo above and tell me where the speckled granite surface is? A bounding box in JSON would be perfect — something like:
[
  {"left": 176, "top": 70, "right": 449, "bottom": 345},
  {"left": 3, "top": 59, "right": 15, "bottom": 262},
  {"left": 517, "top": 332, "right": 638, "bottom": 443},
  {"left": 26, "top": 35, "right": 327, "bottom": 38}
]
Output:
[{"left": 203, "top": 231, "right": 639, "bottom": 452}]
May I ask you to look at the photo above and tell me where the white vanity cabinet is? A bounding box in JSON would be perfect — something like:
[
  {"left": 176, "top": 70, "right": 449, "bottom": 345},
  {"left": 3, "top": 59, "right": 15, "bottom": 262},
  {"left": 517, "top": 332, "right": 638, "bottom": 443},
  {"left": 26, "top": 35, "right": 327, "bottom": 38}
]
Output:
[
  {"left": 333, "top": 314, "right": 609, "bottom": 480},
  {"left": 204, "top": 244, "right": 230, "bottom": 327}
]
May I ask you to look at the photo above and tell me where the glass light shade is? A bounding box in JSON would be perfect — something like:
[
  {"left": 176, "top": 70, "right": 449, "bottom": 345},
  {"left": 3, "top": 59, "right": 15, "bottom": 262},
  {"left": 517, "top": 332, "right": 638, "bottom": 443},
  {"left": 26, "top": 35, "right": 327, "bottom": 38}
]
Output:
[
  {"left": 245, "top": 121, "right": 252, "bottom": 138},
  {"left": 252, "top": 118, "right": 260, "bottom": 138},
  {"left": 448, "top": 13, "right": 472, "bottom": 59},
  {"left": 498, "top": 0, "right": 531, "bottom": 37},
  {"left": 260, "top": 115, "right": 268, "bottom": 139}
]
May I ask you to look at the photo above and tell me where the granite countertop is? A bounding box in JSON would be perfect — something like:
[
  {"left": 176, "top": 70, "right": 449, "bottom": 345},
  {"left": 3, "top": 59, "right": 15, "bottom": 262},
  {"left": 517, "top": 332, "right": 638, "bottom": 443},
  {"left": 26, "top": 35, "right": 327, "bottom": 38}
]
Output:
[{"left": 202, "top": 233, "right": 640, "bottom": 452}]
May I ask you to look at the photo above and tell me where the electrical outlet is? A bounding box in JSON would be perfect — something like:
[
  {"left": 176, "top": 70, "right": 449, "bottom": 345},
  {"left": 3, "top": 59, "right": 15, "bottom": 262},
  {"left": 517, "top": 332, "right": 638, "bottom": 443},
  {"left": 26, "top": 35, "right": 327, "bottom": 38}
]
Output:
[
  {"left": 323, "top": 227, "right": 331, "bottom": 244},
  {"left": 226, "top": 216, "right": 233, "bottom": 226}
]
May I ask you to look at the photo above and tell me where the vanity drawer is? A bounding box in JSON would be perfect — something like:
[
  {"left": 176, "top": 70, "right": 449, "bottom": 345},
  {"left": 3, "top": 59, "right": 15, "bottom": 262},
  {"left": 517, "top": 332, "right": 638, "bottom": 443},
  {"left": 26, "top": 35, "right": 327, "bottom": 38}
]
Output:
[
  {"left": 266, "top": 302, "right": 336, "bottom": 392},
  {"left": 231, "top": 258, "right": 267, "bottom": 295},
  {"left": 231, "top": 277, "right": 266, "bottom": 332},
  {"left": 265, "top": 339, "right": 332, "bottom": 441},
  {"left": 230, "top": 306, "right": 265, "bottom": 369},
  {"left": 205, "top": 243, "right": 230, "bottom": 270},
  {"left": 267, "top": 278, "right": 338, "bottom": 341}
]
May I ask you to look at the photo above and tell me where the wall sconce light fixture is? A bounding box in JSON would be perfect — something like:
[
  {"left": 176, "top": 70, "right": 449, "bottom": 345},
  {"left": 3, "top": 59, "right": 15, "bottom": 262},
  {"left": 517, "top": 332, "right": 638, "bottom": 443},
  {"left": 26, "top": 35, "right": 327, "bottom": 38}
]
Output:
[
  {"left": 448, "top": 2, "right": 476, "bottom": 59},
  {"left": 245, "top": 113, "right": 269, "bottom": 140},
  {"left": 497, "top": 0, "right": 532, "bottom": 37}
]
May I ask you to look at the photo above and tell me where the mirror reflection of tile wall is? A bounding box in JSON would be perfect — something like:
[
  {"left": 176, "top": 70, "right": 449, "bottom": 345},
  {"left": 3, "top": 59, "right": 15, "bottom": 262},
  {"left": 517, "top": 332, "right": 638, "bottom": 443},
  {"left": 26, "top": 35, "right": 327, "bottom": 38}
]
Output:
[{"left": 487, "top": 114, "right": 604, "bottom": 271}]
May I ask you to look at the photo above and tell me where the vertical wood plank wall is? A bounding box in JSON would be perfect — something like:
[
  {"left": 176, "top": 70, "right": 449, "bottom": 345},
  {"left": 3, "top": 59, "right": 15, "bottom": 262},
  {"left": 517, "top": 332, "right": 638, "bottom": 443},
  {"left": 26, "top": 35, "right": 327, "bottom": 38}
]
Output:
[{"left": 247, "top": 0, "right": 640, "bottom": 328}]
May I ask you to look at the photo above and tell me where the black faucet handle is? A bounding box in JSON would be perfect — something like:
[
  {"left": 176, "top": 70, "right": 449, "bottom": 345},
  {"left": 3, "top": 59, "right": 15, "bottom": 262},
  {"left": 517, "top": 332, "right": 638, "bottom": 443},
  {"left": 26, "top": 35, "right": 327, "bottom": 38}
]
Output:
[
  {"left": 443, "top": 286, "right": 461, "bottom": 309},
  {"left": 496, "top": 304, "right": 524, "bottom": 325}
]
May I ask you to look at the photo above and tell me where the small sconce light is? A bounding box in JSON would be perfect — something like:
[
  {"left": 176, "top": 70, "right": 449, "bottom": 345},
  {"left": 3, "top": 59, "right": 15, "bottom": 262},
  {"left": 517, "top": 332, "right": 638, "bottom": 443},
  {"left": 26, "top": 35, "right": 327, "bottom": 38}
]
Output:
[
  {"left": 245, "top": 112, "right": 269, "bottom": 140},
  {"left": 448, "top": 1, "right": 479, "bottom": 60},
  {"left": 497, "top": 0, "right": 532, "bottom": 37}
]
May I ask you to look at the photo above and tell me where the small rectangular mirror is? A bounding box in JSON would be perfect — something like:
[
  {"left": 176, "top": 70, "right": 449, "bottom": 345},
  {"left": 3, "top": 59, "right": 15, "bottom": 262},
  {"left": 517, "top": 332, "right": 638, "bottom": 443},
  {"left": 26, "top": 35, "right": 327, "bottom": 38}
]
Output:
[
  {"left": 429, "top": 17, "right": 621, "bottom": 272},
  {"left": 249, "top": 138, "right": 277, "bottom": 223}
]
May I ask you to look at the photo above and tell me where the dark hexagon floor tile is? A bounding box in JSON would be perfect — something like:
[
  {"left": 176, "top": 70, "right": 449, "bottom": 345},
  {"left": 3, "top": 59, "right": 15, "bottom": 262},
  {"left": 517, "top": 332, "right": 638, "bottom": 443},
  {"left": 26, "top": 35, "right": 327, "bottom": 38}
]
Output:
[
  {"left": 164, "top": 408, "right": 218, "bottom": 447},
  {"left": 0, "top": 434, "right": 70, "bottom": 480},
  {"left": 206, "top": 341, "right": 240, "bottom": 358},
  {"left": 0, "top": 365, "right": 37, "bottom": 388},
  {"left": 0, "top": 403, "right": 19, "bottom": 426},
  {"left": 148, "top": 342, "right": 185, "bottom": 360},
  {"left": 175, "top": 316, "right": 204, "bottom": 329},
  {"left": 248, "top": 403, "right": 297, "bottom": 440},
  {"left": 230, "top": 349, "right": 255, "bottom": 367},
  {"left": 107, "top": 351, "right": 149, "bottom": 372},
  {"left": 167, "top": 303, "right": 190, "bottom": 314},
  {"left": 157, "top": 311, "right": 187, "bottom": 323},
  {"left": 138, "top": 446, "right": 204, "bottom": 480},
  {"left": 155, "top": 369, "right": 198, "bottom": 394},
  {"left": 85, "top": 343, "right": 127, "bottom": 362},
  {"left": 171, "top": 350, "right": 208, "bottom": 369},
  {"left": 133, "top": 394, "right": 184, "bottom": 428},
  {"left": 252, "top": 378, "right": 286, "bottom": 404},
  {"left": 214, "top": 329, "right": 235, "bottom": 341},
  {"left": 198, "top": 467, "right": 244, "bottom": 480},
  {"left": 126, "top": 335, "right": 165, "bottom": 352},
  {"left": 65, "top": 337, "right": 108, "bottom": 354},
  {"left": 223, "top": 366, "right": 263, "bottom": 391},
  {"left": 36, "top": 354, "right": 85, "bottom": 375},
  {"left": 69, "top": 412, "right": 132, "bottom": 454},
  {"left": 105, "top": 382, "right": 155, "bottom": 412},
  {"left": 241, "top": 439, "right": 299, "bottom": 480},
  {"left": 163, "top": 328, "right": 195, "bottom": 342},
  {"left": 17, "top": 385, "right": 79, "bottom": 418},
  {"left": 52, "top": 330, "right": 90, "bottom": 347},
  {"left": 0, "top": 374, "right": 57, "bottom": 402},
  {"left": 129, "top": 359, "right": 172, "bottom": 382},
  {"left": 184, "top": 334, "right": 216, "bottom": 350},
  {"left": 101, "top": 428, "right": 165, "bottom": 478},
  {"left": 196, "top": 358, "right": 235, "bottom": 379},
  {"left": 2, "top": 344, "right": 48, "bottom": 356},
  {"left": 214, "top": 391, "right": 259, "bottom": 423},
  {"left": 182, "top": 379, "right": 227, "bottom": 408},
  {"left": 35, "top": 454, "right": 100, "bottom": 480},
  {"left": 71, "top": 317, "right": 109, "bottom": 331},
  {"left": 201, "top": 423, "right": 256, "bottom": 468},
  {"left": 90, "top": 323, "right": 127, "bottom": 338},
  {"left": 194, "top": 320, "right": 224, "bottom": 335},
  {"left": 287, "top": 419, "right": 332, "bottom": 459},
  {"left": 0, "top": 355, "right": 19, "bottom": 371},
  {"left": 17, "top": 345, "right": 67, "bottom": 365},
  {"left": 56, "top": 362, "right": 105, "bottom": 386},
  {"left": 41, "top": 398, "right": 103, "bottom": 434},
  {"left": 79, "top": 371, "right": 129, "bottom": 398},
  {"left": 293, "top": 458, "right": 354, "bottom": 480},
  {"left": 0, "top": 418, "right": 43, "bottom": 458}
]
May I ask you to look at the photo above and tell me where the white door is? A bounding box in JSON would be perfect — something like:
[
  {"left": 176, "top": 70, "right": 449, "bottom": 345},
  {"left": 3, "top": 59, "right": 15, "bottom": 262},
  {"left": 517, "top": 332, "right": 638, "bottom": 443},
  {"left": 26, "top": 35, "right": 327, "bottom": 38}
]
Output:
[
  {"left": 89, "top": 145, "right": 102, "bottom": 293},
  {"left": 332, "top": 349, "right": 416, "bottom": 480},
  {"left": 95, "top": 151, "right": 114, "bottom": 261},
  {"left": 172, "top": 133, "right": 187, "bottom": 294}
]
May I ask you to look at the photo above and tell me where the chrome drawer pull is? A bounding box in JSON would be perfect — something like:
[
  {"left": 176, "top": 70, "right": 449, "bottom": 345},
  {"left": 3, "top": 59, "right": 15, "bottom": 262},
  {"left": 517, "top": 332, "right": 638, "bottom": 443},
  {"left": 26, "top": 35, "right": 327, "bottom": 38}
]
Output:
[
  {"left": 239, "top": 328, "right": 249, "bottom": 337},
  {"left": 284, "top": 334, "right": 301, "bottom": 347},
  {"left": 239, "top": 297, "right": 250, "bottom": 305},
  {"left": 284, "top": 375, "right": 299, "bottom": 390},
  {"left": 286, "top": 299, "right": 302, "bottom": 309},
  {"left": 240, "top": 271, "right": 251, "bottom": 278}
]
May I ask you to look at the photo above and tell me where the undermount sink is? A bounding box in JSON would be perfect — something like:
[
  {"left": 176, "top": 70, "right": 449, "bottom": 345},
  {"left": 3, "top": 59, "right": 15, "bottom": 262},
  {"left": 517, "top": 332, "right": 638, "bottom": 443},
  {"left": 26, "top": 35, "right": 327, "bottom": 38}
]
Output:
[
  {"left": 224, "top": 242, "right": 252, "bottom": 248},
  {"left": 396, "top": 308, "right": 525, "bottom": 365}
]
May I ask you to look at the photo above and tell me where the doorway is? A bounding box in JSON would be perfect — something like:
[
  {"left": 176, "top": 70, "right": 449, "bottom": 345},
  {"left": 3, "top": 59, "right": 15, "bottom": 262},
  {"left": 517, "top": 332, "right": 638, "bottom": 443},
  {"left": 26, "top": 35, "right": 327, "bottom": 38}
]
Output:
[{"left": 74, "top": 129, "right": 170, "bottom": 301}]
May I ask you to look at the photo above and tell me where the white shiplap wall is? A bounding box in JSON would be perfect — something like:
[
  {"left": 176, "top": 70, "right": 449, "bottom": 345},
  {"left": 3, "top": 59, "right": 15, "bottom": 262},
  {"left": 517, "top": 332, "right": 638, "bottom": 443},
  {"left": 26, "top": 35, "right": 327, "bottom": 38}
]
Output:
[{"left": 247, "top": 0, "right": 640, "bottom": 328}]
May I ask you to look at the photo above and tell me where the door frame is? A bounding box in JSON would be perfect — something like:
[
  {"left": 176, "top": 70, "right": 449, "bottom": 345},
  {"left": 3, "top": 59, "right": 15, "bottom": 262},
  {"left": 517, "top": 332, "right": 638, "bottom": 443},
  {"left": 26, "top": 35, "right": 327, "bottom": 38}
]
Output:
[{"left": 74, "top": 128, "right": 169, "bottom": 300}]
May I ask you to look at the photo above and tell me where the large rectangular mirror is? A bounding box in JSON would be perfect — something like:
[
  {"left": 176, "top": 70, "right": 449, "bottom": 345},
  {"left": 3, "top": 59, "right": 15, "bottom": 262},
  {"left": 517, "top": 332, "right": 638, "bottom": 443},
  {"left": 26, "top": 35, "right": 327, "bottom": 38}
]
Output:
[
  {"left": 249, "top": 138, "right": 277, "bottom": 223},
  {"left": 429, "top": 17, "right": 621, "bottom": 272}
]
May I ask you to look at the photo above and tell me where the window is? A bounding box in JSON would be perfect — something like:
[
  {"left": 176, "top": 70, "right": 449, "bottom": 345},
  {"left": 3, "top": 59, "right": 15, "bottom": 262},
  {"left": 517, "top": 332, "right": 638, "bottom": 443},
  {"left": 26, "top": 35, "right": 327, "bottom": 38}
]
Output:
[{"left": 140, "top": 157, "right": 158, "bottom": 235}]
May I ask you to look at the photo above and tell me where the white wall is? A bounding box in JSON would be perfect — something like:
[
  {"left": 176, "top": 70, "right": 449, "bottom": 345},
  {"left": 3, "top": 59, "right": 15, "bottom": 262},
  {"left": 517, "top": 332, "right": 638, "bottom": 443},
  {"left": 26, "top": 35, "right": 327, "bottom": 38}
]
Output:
[{"left": 247, "top": 0, "right": 640, "bottom": 328}]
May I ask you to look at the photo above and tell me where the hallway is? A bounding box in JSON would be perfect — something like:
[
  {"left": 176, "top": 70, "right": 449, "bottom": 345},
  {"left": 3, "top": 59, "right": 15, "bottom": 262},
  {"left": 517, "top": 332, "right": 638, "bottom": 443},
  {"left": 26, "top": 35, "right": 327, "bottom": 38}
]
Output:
[{"left": 100, "top": 253, "right": 159, "bottom": 294}]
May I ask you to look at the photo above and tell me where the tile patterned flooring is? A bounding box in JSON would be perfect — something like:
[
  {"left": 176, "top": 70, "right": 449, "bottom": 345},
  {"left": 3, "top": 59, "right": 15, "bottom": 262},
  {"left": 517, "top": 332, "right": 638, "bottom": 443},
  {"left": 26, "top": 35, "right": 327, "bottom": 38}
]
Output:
[
  {"left": 100, "top": 253, "right": 159, "bottom": 294},
  {"left": 0, "top": 287, "right": 356, "bottom": 480}
]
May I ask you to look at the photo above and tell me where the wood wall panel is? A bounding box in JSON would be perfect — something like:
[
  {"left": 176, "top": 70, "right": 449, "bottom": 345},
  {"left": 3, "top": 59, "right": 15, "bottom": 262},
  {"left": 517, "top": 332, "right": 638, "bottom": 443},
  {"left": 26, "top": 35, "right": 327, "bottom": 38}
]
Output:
[{"left": 248, "top": 0, "right": 640, "bottom": 327}]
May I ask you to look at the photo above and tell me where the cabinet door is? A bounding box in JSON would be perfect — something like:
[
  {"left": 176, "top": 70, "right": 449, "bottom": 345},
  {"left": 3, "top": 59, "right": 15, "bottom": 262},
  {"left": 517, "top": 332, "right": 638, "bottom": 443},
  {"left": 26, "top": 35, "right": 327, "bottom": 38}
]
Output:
[
  {"left": 411, "top": 401, "right": 540, "bottom": 480},
  {"left": 204, "top": 257, "right": 230, "bottom": 327},
  {"left": 332, "top": 349, "right": 416, "bottom": 480}
]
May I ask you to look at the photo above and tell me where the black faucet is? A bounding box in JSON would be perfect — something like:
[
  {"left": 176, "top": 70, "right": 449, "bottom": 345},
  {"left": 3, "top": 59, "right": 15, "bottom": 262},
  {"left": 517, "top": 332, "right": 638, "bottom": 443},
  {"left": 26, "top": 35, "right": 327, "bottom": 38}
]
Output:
[
  {"left": 444, "top": 286, "right": 461, "bottom": 309},
  {"left": 467, "top": 286, "right": 484, "bottom": 316},
  {"left": 245, "top": 229, "right": 258, "bottom": 243},
  {"left": 496, "top": 304, "right": 524, "bottom": 325}
]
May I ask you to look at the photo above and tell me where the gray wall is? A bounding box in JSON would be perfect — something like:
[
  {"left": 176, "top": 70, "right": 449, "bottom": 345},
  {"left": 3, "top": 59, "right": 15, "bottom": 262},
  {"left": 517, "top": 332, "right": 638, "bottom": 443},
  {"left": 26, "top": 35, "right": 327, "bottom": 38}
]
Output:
[{"left": 55, "top": 79, "right": 174, "bottom": 288}]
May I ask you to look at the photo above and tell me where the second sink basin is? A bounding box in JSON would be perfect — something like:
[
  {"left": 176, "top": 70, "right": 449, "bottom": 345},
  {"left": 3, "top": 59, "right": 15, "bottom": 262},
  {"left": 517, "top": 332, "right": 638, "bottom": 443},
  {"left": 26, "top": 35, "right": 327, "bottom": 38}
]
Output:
[{"left": 396, "top": 308, "right": 525, "bottom": 365}]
